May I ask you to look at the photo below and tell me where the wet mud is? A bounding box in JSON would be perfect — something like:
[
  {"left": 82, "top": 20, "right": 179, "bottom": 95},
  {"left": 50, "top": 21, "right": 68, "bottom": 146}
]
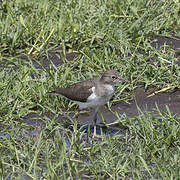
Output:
[
  {"left": 151, "top": 35, "right": 180, "bottom": 51},
  {"left": 15, "top": 87, "right": 180, "bottom": 138},
  {"left": 31, "top": 50, "right": 79, "bottom": 70},
  {"left": 0, "top": 35, "right": 180, "bottom": 180},
  {"left": 77, "top": 88, "right": 180, "bottom": 127},
  {"left": 0, "top": 48, "right": 79, "bottom": 71},
  {"left": 1, "top": 35, "right": 180, "bottom": 137},
  {"left": 151, "top": 35, "right": 180, "bottom": 65}
]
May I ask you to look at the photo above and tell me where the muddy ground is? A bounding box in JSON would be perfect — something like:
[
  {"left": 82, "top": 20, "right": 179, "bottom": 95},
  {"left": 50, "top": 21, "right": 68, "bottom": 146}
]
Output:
[{"left": 1, "top": 35, "right": 180, "bottom": 135}]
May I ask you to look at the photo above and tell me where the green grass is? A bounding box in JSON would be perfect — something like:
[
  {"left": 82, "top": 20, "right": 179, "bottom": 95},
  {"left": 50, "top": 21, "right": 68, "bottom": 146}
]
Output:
[{"left": 0, "top": 0, "right": 180, "bottom": 179}]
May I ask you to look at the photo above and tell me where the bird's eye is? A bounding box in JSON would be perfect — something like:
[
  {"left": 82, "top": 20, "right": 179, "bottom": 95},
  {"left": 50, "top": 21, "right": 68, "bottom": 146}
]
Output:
[{"left": 111, "top": 76, "right": 116, "bottom": 79}]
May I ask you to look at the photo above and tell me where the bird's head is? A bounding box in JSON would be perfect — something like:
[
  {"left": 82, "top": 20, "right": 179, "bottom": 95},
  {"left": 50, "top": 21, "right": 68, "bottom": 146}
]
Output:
[{"left": 100, "top": 70, "right": 128, "bottom": 84}]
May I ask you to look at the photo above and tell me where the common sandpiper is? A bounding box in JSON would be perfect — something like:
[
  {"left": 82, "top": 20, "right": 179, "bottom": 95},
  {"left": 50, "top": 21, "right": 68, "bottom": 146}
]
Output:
[{"left": 48, "top": 69, "right": 127, "bottom": 137}]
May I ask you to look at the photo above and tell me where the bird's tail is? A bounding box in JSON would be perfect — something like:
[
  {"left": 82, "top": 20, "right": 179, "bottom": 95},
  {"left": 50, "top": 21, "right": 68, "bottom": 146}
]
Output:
[{"left": 47, "top": 91, "right": 62, "bottom": 96}]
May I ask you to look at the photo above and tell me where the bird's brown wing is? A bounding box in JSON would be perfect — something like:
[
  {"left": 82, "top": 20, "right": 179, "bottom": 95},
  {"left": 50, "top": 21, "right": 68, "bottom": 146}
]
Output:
[{"left": 50, "top": 77, "right": 99, "bottom": 102}]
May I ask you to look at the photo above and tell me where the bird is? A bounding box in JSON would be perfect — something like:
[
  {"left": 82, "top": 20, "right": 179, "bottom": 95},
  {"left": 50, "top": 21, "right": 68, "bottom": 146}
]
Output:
[{"left": 47, "top": 69, "right": 127, "bottom": 137}]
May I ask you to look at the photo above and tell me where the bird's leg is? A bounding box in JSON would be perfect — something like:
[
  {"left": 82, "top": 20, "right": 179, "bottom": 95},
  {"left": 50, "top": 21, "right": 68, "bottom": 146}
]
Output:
[
  {"left": 74, "top": 109, "right": 79, "bottom": 121},
  {"left": 69, "top": 106, "right": 79, "bottom": 136},
  {"left": 93, "top": 106, "right": 100, "bottom": 138}
]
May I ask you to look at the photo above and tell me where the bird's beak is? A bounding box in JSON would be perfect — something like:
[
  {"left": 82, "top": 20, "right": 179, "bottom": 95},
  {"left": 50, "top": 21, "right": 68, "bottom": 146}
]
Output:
[{"left": 117, "top": 76, "right": 128, "bottom": 83}]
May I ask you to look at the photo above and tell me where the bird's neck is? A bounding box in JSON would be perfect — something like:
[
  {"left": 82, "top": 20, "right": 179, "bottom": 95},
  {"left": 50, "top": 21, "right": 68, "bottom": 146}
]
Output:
[{"left": 95, "top": 81, "right": 114, "bottom": 97}]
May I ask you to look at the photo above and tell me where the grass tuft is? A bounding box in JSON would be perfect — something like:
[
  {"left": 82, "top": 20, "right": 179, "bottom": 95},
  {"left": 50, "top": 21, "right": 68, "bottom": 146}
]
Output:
[{"left": 0, "top": 0, "right": 180, "bottom": 179}]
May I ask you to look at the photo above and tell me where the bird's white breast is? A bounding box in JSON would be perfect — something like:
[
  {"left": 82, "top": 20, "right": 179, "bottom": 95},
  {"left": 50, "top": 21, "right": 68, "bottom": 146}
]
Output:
[
  {"left": 76, "top": 85, "right": 114, "bottom": 110},
  {"left": 104, "top": 84, "right": 114, "bottom": 95},
  {"left": 87, "top": 87, "right": 98, "bottom": 101}
]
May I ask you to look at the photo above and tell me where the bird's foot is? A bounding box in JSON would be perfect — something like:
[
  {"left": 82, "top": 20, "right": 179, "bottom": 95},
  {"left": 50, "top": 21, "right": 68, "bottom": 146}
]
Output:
[
  {"left": 92, "top": 133, "right": 101, "bottom": 138},
  {"left": 92, "top": 127, "right": 101, "bottom": 138}
]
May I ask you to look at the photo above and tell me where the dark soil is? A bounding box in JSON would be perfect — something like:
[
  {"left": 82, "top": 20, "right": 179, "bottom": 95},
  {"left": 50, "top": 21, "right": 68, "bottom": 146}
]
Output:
[{"left": 1, "top": 35, "right": 180, "bottom": 136}]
